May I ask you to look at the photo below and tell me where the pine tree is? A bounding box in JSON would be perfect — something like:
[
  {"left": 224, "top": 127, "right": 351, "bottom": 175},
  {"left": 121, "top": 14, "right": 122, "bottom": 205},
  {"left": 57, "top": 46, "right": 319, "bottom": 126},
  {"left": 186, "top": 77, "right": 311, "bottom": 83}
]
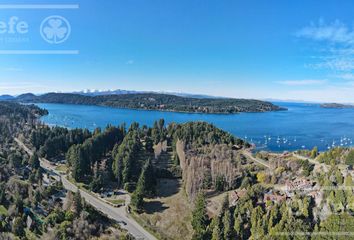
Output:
[
  {"left": 73, "top": 190, "right": 83, "bottom": 217},
  {"left": 223, "top": 208, "right": 233, "bottom": 240},
  {"left": 211, "top": 216, "right": 223, "bottom": 240},
  {"left": 191, "top": 192, "right": 209, "bottom": 240},
  {"left": 130, "top": 189, "right": 144, "bottom": 211},
  {"left": 12, "top": 217, "right": 25, "bottom": 237},
  {"left": 138, "top": 158, "right": 156, "bottom": 197},
  {"left": 30, "top": 152, "right": 40, "bottom": 169}
]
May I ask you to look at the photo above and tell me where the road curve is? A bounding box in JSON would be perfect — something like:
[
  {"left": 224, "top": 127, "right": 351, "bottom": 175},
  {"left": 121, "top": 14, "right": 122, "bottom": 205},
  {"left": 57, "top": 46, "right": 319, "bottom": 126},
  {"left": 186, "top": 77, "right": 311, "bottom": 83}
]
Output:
[
  {"left": 242, "top": 150, "right": 271, "bottom": 169},
  {"left": 14, "top": 138, "right": 156, "bottom": 240}
]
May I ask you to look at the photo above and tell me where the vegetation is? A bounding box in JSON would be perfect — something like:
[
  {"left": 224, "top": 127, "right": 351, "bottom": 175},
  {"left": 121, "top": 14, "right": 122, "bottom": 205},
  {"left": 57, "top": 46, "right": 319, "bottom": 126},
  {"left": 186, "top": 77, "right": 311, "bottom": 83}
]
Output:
[
  {"left": 15, "top": 92, "right": 285, "bottom": 114},
  {"left": 4, "top": 101, "right": 354, "bottom": 240},
  {"left": 0, "top": 102, "right": 132, "bottom": 239}
]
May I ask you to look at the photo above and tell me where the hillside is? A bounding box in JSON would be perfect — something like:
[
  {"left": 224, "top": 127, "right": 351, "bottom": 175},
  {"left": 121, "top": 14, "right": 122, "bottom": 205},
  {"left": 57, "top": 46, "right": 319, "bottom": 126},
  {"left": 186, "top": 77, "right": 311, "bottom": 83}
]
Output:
[
  {"left": 16, "top": 92, "right": 286, "bottom": 114},
  {"left": 321, "top": 103, "right": 354, "bottom": 109}
]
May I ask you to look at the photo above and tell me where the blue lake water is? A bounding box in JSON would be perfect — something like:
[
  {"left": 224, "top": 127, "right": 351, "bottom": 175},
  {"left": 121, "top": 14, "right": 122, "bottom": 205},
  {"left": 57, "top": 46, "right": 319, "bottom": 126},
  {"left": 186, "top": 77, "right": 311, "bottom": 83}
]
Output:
[{"left": 37, "top": 102, "right": 354, "bottom": 152}]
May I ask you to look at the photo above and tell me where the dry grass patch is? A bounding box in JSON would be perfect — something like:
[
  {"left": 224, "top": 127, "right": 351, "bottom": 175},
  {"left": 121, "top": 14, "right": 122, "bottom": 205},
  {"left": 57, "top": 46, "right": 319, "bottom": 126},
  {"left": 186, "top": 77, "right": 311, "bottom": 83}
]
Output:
[{"left": 137, "top": 179, "right": 193, "bottom": 240}]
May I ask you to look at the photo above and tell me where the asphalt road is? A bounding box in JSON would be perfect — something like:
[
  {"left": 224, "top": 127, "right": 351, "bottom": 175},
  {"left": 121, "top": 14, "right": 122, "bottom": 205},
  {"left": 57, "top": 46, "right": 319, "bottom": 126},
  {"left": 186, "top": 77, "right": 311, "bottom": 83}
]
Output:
[{"left": 14, "top": 138, "right": 156, "bottom": 240}]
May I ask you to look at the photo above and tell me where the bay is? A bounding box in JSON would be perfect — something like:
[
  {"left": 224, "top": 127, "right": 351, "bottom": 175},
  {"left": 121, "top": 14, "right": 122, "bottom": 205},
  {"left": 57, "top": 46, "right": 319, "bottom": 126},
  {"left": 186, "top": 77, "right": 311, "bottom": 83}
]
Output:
[{"left": 37, "top": 102, "right": 354, "bottom": 152}]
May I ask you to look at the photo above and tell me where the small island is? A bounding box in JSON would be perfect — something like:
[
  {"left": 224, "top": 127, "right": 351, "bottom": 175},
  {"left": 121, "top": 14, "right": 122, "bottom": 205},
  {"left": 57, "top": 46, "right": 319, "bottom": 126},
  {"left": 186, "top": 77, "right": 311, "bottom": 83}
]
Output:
[
  {"left": 320, "top": 103, "right": 354, "bottom": 109},
  {"left": 15, "top": 92, "right": 286, "bottom": 114}
]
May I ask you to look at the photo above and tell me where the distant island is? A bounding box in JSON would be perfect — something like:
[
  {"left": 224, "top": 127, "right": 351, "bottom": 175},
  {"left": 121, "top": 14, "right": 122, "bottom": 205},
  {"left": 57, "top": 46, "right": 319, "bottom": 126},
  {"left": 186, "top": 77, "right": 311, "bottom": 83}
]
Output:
[
  {"left": 14, "top": 92, "right": 286, "bottom": 114},
  {"left": 320, "top": 103, "right": 354, "bottom": 109}
]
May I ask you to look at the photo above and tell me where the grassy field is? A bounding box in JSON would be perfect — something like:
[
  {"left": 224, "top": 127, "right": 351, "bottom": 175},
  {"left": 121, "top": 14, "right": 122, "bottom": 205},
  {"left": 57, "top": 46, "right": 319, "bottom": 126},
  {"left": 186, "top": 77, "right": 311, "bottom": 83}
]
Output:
[
  {"left": 55, "top": 164, "right": 68, "bottom": 173},
  {"left": 106, "top": 198, "right": 125, "bottom": 205},
  {"left": 0, "top": 205, "right": 7, "bottom": 216},
  {"left": 135, "top": 179, "right": 193, "bottom": 240}
]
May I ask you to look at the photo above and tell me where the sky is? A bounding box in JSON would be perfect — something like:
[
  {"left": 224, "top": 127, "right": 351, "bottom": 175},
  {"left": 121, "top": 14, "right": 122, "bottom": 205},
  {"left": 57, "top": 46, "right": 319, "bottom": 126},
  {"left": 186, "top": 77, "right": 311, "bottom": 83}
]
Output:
[{"left": 1, "top": 0, "right": 354, "bottom": 102}]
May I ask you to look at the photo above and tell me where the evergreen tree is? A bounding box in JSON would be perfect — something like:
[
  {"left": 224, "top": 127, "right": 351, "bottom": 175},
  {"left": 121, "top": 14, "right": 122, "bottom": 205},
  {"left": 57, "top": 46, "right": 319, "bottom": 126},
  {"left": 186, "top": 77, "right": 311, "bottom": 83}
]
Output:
[
  {"left": 73, "top": 191, "right": 83, "bottom": 217},
  {"left": 211, "top": 216, "right": 223, "bottom": 240},
  {"left": 130, "top": 189, "right": 144, "bottom": 211},
  {"left": 30, "top": 152, "right": 40, "bottom": 169},
  {"left": 223, "top": 208, "right": 233, "bottom": 240},
  {"left": 137, "top": 158, "right": 156, "bottom": 197},
  {"left": 191, "top": 192, "right": 209, "bottom": 240},
  {"left": 12, "top": 217, "right": 25, "bottom": 237}
]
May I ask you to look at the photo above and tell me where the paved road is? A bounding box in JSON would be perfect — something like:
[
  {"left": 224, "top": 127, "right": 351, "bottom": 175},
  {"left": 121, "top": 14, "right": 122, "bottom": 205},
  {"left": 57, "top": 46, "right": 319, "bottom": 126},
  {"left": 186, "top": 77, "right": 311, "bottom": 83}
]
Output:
[
  {"left": 14, "top": 138, "right": 156, "bottom": 240},
  {"left": 242, "top": 150, "right": 271, "bottom": 169}
]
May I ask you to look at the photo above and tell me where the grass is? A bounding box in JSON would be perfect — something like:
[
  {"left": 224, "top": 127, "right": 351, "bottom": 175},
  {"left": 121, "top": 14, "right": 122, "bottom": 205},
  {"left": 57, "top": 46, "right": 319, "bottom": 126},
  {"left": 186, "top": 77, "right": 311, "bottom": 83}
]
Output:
[
  {"left": 55, "top": 164, "right": 67, "bottom": 173},
  {"left": 67, "top": 176, "right": 89, "bottom": 189},
  {"left": 0, "top": 205, "right": 7, "bottom": 216},
  {"left": 106, "top": 198, "right": 125, "bottom": 205},
  {"left": 133, "top": 179, "right": 193, "bottom": 240}
]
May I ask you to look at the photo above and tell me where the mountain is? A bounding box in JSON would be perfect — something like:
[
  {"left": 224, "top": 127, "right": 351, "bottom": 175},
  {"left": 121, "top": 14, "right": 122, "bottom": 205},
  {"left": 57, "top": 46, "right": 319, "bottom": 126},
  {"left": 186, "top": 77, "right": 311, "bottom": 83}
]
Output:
[
  {"left": 16, "top": 93, "right": 38, "bottom": 102},
  {"left": 71, "top": 89, "right": 219, "bottom": 99},
  {"left": 15, "top": 92, "right": 286, "bottom": 114},
  {"left": 72, "top": 89, "right": 140, "bottom": 96},
  {"left": 0, "top": 95, "right": 14, "bottom": 100}
]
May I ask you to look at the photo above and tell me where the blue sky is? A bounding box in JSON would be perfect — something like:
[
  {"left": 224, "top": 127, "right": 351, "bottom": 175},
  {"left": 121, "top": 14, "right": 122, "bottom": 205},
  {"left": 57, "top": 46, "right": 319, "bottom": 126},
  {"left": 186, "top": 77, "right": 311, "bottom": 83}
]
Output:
[{"left": 1, "top": 0, "right": 354, "bottom": 102}]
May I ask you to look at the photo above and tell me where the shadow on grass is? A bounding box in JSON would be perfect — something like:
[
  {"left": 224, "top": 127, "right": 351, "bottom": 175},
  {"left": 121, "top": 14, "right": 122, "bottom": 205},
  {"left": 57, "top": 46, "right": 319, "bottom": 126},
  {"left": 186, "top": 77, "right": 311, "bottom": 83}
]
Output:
[
  {"left": 157, "top": 178, "right": 181, "bottom": 198},
  {"left": 144, "top": 200, "right": 169, "bottom": 214}
]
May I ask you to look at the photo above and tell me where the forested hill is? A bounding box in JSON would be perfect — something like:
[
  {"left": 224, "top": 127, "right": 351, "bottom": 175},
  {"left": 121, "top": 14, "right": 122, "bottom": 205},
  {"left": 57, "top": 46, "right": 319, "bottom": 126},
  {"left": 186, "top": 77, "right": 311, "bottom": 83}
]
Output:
[{"left": 15, "top": 92, "right": 285, "bottom": 114}]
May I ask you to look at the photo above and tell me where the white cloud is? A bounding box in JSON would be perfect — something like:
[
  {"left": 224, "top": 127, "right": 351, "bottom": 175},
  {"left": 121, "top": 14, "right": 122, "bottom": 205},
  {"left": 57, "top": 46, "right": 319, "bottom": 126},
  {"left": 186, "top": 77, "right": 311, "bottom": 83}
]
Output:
[
  {"left": 297, "top": 19, "right": 354, "bottom": 74},
  {"left": 308, "top": 57, "right": 354, "bottom": 71},
  {"left": 276, "top": 79, "right": 326, "bottom": 86},
  {"left": 336, "top": 73, "right": 354, "bottom": 80},
  {"left": 296, "top": 19, "right": 354, "bottom": 44}
]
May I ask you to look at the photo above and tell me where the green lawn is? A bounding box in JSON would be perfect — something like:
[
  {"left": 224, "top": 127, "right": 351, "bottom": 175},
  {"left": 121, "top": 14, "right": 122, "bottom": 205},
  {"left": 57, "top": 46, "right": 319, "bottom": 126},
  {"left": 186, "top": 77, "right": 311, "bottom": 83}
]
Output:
[
  {"left": 0, "top": 205, "right": 8, "bottom": 216},
  {"left": 55, "top": 164, "right": 68, "bottom": 173},
  {"left": 106, "top": 199, "right": 125, "bottom": 205}
]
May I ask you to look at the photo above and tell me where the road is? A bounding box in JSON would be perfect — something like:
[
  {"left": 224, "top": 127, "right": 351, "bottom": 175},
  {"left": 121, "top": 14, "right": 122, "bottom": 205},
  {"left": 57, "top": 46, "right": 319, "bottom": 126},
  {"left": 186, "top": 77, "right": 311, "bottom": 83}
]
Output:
[
  {"left": 242, "top": 150, "right": 271, "bottom": 169},
  {"left": 292, "top": 153, "right": 329, "bottom": 172},
  {"left": 14, "top": 138, "right": 156, "bottom": 240}
]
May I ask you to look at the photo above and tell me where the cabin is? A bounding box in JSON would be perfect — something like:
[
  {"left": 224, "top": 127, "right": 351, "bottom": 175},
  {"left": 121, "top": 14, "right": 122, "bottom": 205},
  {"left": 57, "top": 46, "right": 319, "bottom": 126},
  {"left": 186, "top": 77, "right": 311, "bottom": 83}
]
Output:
[
  {"left": 263, "top": 191, "right": 287, "bottom": 203},
  {"left": 229, "top": 188, "right": 247, "bottom": 206},
  {"left": 286, "top": 178, "right": 313, "bottom": 191}
]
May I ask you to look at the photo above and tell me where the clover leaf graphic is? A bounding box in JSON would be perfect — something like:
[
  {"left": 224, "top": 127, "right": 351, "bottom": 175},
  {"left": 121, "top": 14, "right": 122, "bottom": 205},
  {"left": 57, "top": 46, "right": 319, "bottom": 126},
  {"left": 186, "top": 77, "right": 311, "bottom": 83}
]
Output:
[{"left": 41, "top": 16, "right": 71, "bottom": 44}]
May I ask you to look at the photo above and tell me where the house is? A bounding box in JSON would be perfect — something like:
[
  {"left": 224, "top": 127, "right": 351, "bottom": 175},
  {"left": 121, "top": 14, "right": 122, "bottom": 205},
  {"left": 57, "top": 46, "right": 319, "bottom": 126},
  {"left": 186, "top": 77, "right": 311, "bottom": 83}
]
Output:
[
  {"left": 263, "top": 191, "right": 287, "bottom": 203},
  {"left": 229, "top": 188, "right": 247, "bottom": 206},
  {"left": 285, "top": 178, "right": 313, "bottom": 192}
]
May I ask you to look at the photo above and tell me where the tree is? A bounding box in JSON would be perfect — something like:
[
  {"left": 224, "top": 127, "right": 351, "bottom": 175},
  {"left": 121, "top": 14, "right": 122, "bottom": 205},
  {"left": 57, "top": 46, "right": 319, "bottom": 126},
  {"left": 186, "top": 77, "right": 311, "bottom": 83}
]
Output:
[
  {"left": 346, "top": 149, "right": 354, "bottom": 166},
  {"left": 145, "top": 137, "right": 154, "bottom": 153},
  {"left": 256, "top": 171, "right": 268, "bottom": 184},
  {"left": 130, "top": 189, "right": 144, "bottom": 211},
  {"left": 250, "top": 206, "right": 265, "bottom": 239},
  {"left": 215, "top": 175, "right": 225, "bottom": 191},
  {"left": 12, "top": 217, "right": 25, "bottom": 237},
  {"left": 310, "top": 146, "right": 318, "bottom": 159},
  {"left": 211, "top": 216, "right": 223, "bottom": 240},
  {"left": 130, "top": 159, "right": 157, "bottom": 211},
  {"left": 223, "top": 208, "right": 233, "bottom": 240},
  {"left": 137, "top": 158, "right": 156, "bottom": 197},
  {"left": 73, "top": 191, "right": 83, "bottom": 217},
  {"left": 191, "top": 192, "right": 209, "bottom": 240},
  {"left": 30, "top": 152, "right": 40, "bottom": 169}
]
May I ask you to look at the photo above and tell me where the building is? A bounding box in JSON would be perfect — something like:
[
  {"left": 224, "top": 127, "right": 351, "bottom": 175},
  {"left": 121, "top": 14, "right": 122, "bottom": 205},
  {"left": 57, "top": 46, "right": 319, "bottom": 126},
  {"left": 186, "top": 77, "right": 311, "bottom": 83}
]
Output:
[
  {"left": 229, "top": 188, "right": 247, "bottom": 206},
  {"left": 263, "top": 191, "right": 287, "bottom": 203},
  {"left": 286, "top": 178, "right": 313, "bottom": 192}
]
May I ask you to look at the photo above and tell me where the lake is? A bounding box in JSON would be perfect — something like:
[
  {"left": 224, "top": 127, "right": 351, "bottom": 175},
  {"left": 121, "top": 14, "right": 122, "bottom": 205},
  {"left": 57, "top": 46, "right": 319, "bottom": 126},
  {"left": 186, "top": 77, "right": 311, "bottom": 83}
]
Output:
[{"left": 37, "top": 102, "right": 354, "bottom": 152}]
